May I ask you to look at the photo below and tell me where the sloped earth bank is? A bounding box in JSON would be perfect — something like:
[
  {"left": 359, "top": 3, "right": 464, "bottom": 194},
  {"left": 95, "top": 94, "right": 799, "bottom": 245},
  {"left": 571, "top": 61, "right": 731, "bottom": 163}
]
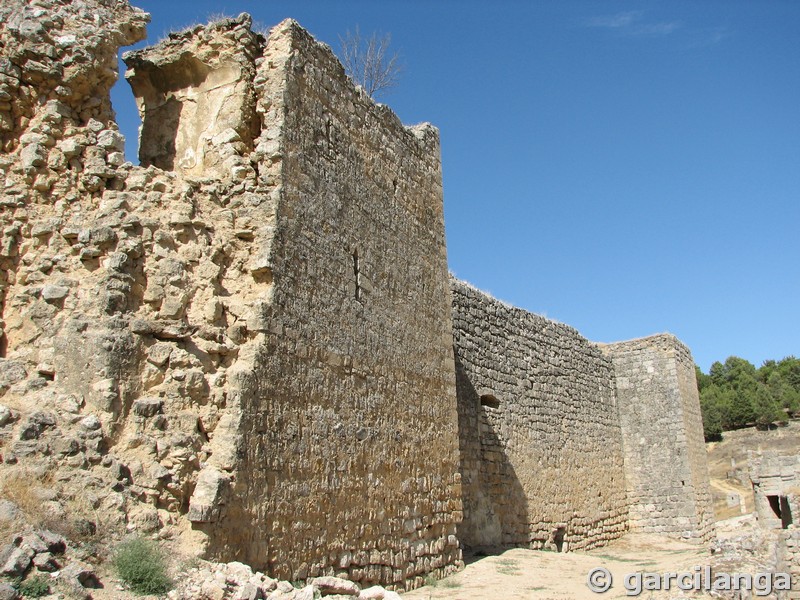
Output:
[{"left": 404, "top": 522, "right": 781, "bottom": 600}]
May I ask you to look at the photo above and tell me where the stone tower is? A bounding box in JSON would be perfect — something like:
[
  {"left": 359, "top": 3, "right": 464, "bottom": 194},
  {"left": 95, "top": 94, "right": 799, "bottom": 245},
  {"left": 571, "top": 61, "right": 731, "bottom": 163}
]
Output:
[{"left": 0, "top": 1, "right": 714, "bottom": 593}]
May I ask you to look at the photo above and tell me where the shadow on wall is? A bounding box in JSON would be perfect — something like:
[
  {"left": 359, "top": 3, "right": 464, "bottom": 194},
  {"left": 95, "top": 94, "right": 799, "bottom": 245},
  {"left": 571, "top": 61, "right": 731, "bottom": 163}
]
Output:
[{"left": 454, "top": 353, "right": 532, "bottom": 553}]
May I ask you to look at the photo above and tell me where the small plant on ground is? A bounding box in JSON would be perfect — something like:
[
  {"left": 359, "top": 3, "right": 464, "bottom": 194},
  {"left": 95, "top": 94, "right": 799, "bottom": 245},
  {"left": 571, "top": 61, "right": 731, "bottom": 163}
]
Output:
[
  {"left": 112, "top": 536, "right": 173, "bottom": 595},
  {"left": 424, "top": 573, "right": 438, "bottom": 588},
  {"left": 17, "top": 574, "right": 50, "bottom": 597},
  {"left": 495, "top": 557, "right": 521, "bottom": 576}
]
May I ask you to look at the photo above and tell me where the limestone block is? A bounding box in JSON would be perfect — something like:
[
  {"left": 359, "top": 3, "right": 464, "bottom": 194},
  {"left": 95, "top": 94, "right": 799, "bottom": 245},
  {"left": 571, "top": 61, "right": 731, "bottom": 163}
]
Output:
[
  {"left": 20, "top": 144, "right": 46, "bottom": 170},
  {"left": 188, "top": 467, "right": 230, "bottom": 523},
  {"left": 0, "top": 545, "right": 32, "bottom": 577},
  {"left": 41, "top": 284, "right": 69, "bottom": 303},
  {"left": 293, "top": 586, "right": 320, "bottom": 600},
  {"left": 32, "top": 551, "right": 60, "bottom": 572},
  {"left": 0, "top": 405, "right": 13, "bottom": 427},
  {"left": 0, "top": 361, "right": 27, "bottom": 391},
  {"left": 132, "top": 397, "right": 163, "bottom": 417},
  {"left": 96, "top": 129, "right": 125, "bottom": 151},
  {"left": 357, "top": 586, "right": 392, "bottom": 599},
  {"left": 311, "top": 576, "right": 359, "bottom": 596},
  {"left": 233, "top": 583, "right": 261, "bottom": 600}
]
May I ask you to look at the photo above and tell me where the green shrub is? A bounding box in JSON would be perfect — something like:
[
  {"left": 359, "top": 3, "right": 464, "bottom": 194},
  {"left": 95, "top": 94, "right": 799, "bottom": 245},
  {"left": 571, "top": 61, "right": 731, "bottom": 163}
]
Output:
[
  {"left": 113, "top": 537, "right": 173, "bottom": 595},
  {"left": 18, "top": 574, "right": 50, "bottom": 597}
]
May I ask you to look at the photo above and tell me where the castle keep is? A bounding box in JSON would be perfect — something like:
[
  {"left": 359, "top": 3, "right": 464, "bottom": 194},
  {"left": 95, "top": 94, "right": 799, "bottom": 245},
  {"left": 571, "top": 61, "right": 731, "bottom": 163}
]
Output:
[{"left": 0, "top": 1, "right": 713, "bottom": 591}]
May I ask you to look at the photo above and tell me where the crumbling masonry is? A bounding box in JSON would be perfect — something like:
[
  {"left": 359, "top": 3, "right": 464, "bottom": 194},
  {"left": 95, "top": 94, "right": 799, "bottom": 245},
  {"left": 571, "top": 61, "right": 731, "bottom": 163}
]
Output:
[{"left": 0, "top": 1, "right": 713, "bottom": 591}]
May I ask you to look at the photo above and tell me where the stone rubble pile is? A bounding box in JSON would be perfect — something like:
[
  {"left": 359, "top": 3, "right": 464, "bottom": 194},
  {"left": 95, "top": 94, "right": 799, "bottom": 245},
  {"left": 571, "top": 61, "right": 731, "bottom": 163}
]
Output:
[
  {"left": 169, "top": 562, "right": 402, "bottom": 600},
  {"left": 0, "top": 526, "right": 103, "bottom": 599}
]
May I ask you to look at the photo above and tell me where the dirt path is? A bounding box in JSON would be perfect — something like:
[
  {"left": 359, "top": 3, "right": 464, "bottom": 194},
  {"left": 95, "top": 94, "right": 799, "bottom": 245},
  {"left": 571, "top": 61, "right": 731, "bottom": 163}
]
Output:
[{"left": 404, "top": 534, "right": 713, "bottom": 600}]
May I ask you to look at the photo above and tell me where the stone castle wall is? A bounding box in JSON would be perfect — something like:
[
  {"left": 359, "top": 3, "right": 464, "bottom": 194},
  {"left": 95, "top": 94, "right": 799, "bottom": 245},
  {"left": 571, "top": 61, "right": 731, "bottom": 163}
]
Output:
[
  {"left": 179, "top": 21, "right": 463, "bottom": 587},
  {"left": 602, "top": 336, "right": 715, "bottom": 542},
  {"left": 0, "top": 0, "right": 715, "bottom": 592},
  {"left": 0, "top": 4, "right": 461, "bottom": 590},
  {"left": 451, "top": 279, "right": 630, "bottom": 551}
]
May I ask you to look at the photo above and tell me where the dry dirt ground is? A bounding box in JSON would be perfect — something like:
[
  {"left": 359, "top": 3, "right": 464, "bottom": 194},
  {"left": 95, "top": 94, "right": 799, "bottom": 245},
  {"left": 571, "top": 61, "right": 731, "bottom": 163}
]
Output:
[
  {"left": 404, "top": 534, "right": 715, "bottom": 600},
  {"left": 406, "top": 423, "right": 800, "bottom": 600}
]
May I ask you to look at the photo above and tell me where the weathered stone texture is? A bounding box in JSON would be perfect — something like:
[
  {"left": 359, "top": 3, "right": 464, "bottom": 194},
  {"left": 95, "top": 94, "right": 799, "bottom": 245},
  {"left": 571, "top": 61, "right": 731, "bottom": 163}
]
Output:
[
  {"left": 0, "top": 0, "right": 718, "bottom": 592},
  {"left": 0, "top": 4, "right": 460, "bottom": 590},
  {"left": 194, "top": 21, "right": 463, "bottom": 589},
  {"left": 750, "top": 452, "right": 800, "bottom": 530},
  {"left": 0, "top": 2, "right": 280, "bottom": 554},
  {"left": 451, "top": 279, "right": 629, "bottom": 551},
  {"left": 778, "top": 529, "right": 800, "bottom": 599},
  {"left": 0, "top": 0, "right": 148, "bottom": 148},
  {"left": 602, "top": 335, "right": 715, "bottom": 542},
  {"left": 124, "top": 15, "right": 262, "bottom": 177}
]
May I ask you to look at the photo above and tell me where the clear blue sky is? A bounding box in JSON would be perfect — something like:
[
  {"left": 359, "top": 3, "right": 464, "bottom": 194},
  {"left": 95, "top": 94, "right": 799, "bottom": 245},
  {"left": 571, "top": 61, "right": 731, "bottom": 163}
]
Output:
[{"left": 111, "top": 1, "right": 800, "bottom": 372}]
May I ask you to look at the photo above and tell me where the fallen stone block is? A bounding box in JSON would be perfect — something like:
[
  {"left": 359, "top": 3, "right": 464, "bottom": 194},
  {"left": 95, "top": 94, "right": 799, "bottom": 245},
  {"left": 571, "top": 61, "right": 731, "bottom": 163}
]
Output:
[
  {"left": 0, "top": 582, "right": 18, "bottom": 600},
  {"left": 311, "top": 576, "right": 359, "bottom": 596},
  {"left": 0, "top": 545, "right": 32, "bottom": 577},
  {"left": 33, "top": 551, "right": 60, "bottom": 572}
]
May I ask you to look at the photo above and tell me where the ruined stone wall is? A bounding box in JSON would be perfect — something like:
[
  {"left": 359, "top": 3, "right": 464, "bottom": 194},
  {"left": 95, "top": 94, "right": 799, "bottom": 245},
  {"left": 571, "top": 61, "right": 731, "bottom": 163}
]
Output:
[
  {"left": 778, "top": 530, "right": 800, "bottom": 599},
  {"left": 192, "top": 21, "right": 463, "bottom": 588},
  {"left": 749, "top": 452, "right": 800, "bottom": 530},
  {"left": 602, "top": 335, "right": 715, "bottom": 542},
  {"left": 0, "top": 3, "right": 460, "bottom": 591},
  {"left": 124, "top": 20, "right": 261, "bottom": 177},
  {"left": 451, "top": 279, "right": 629, "bottom": 551},
  {"left": 752, "top": 454, "right": 800, "bottom": 598},
  {"left": 0, "top": 0, "right": 718, "bottom": 592},
  {"left": 0, "top": 0, "right": 305, "bottom": 559}
]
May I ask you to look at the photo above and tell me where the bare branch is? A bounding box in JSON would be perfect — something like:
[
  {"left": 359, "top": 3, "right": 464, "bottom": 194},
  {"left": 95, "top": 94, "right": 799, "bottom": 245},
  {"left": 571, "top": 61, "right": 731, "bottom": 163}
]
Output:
[{"left": 339, "top": 26, "right": 403, "bottom": 98}]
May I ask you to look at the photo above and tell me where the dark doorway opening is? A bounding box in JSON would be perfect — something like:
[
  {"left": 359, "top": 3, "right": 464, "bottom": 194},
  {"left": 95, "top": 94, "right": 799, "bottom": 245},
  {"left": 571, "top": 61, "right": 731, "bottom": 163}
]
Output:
[
  {"left": 553, "top": 527, "right": 566, "bottom": 552},
  {"left": 768, "top": 495, "right": 781, "bottom": 519},
  {"left": 767, "top": 494, "right": 793, "bottom": 528},
  {"left": 780, "top": 496, "right": 793, "bottom": 528}
]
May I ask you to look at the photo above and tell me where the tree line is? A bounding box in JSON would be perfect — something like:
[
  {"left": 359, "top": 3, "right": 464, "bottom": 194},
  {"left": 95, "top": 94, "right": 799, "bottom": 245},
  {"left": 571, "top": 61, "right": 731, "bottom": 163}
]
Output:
[{"left": 696, "top": 356, "right": 800, "bottom": 441}]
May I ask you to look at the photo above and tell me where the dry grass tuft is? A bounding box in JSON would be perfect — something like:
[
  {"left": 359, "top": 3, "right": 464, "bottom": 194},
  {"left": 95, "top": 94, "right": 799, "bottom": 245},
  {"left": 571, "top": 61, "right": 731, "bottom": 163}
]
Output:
[{"left": 0, "top": 469, "right": 100, "bottom": 547}]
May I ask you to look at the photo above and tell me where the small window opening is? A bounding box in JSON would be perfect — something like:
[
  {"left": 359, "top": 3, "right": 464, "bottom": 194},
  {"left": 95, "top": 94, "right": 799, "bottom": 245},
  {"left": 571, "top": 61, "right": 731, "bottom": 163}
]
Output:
[
  {"left": 110, "top": 52, "right": 142, "bottom": 165},
  {"left": 553, "top": 527, "right": 566, "bottom": 552},
  {"left": 480, "top": 394, "right": 500, "bottom": 409},
  {"left": 352, "top": 250, "right": 361, "bottom": 302},
  {"left": 0, "top": 332, "right": 6, "bottom": 358}
]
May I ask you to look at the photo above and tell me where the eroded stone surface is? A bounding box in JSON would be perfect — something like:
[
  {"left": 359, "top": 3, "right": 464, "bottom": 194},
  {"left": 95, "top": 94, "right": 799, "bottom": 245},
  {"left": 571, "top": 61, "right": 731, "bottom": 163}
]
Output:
[
  {"left": 124, "top": 14, "right": 261, "bottom": 178},
  {"left": 0, "top": 0, "right": 716, "bottom": 594},
  {"left": 602, "top": 335, "right": 716, "bottom": 543},
  {"left": 0, "top": 1, "right": 460, "bottom": 591},
  {"left": 453, "top": 279, "right": 630, "bottom": 551}
]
